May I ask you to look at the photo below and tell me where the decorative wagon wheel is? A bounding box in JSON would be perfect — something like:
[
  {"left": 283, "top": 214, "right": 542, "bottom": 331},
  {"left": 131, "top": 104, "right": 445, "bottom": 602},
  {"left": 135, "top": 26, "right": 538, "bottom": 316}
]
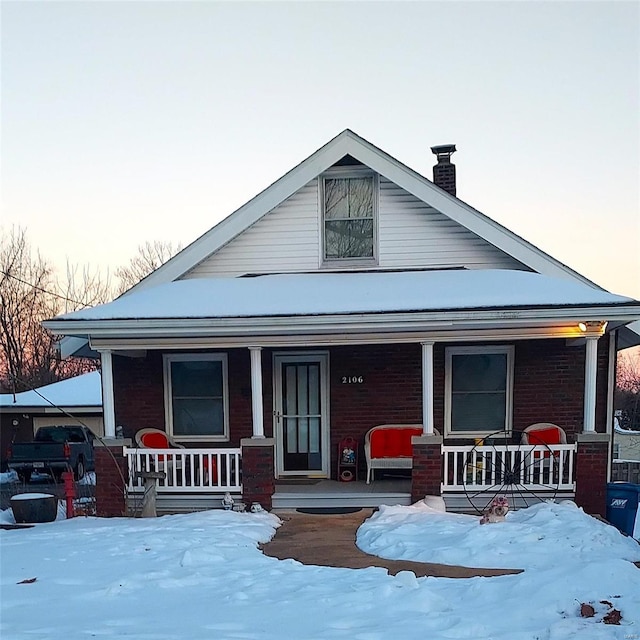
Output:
[{"left": 462, "top": 430, "right": 561, "bottom": 514}]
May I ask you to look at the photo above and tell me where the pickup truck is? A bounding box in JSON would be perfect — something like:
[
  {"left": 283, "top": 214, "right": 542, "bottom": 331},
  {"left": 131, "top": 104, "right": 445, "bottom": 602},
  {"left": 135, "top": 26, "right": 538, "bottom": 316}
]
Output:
[{"left": 7, "top": 425, "right": 96, "bottom": 482}]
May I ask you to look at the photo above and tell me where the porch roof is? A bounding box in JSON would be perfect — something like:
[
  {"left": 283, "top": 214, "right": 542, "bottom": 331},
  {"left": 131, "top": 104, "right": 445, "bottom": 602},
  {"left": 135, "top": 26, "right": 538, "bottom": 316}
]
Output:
[{"left": 48, "top": 269, "right": 638, "bottom": 328}]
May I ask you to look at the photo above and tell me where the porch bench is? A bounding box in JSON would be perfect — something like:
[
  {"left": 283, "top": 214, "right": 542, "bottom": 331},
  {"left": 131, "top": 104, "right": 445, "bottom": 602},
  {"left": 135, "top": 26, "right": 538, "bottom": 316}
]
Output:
[{"left": 364, "top": 424, "right": 435, "bottom": 484}]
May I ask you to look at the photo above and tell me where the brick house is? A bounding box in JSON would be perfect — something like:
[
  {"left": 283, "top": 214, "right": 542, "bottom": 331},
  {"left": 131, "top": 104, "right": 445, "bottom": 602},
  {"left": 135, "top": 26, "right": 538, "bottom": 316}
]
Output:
[{"left": 45, "top": 130, "right": 640, "bottom": 517}]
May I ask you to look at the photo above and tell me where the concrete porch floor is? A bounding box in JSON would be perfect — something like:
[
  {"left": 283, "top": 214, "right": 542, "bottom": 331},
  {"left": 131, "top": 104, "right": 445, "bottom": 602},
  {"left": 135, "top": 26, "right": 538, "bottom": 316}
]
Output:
[{"left": 263, "top": 508, "right": 522, "bottom": 578}]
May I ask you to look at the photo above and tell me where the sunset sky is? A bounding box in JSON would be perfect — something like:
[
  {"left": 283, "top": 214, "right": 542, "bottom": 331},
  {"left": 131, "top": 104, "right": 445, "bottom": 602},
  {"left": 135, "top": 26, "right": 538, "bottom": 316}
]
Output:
[{"left": 2, "top": 1, "right": 639, "bottom": 299}]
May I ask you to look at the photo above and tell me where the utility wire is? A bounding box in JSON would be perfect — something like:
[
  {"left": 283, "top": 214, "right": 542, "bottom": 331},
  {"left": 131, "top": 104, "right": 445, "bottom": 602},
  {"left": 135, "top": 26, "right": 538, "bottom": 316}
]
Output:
[{"left": 0, "top": 268, "right": 96, "bottom": 308}]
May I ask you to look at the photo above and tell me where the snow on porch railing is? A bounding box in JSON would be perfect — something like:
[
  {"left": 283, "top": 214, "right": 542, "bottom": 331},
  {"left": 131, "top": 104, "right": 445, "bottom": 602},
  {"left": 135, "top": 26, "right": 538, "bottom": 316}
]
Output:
[
  {"left": 442, "top": 443, "right": 576, "bottom": 492},
  {"left": 124, "top": 447, "right": 242, "bottom": 494}
]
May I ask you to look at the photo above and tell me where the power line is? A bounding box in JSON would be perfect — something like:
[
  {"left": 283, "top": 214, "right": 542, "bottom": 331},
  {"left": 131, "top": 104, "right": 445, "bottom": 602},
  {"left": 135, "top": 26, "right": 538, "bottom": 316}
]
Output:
[{"left": 0, "top": 269, "right": 93, "bottom": 308}]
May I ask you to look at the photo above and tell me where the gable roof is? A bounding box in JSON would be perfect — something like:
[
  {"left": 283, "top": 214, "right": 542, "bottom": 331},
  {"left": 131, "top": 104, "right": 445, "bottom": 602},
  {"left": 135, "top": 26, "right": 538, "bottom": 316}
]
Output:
[{"left": 127, "top": 129, "right": 602, "bottom": 294}]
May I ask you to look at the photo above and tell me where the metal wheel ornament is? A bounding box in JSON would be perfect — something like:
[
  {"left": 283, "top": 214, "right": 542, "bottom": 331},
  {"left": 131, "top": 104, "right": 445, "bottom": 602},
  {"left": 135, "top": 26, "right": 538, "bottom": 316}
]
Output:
[{"left": 462, "top": 430, "right": 561, "bottom": 514}]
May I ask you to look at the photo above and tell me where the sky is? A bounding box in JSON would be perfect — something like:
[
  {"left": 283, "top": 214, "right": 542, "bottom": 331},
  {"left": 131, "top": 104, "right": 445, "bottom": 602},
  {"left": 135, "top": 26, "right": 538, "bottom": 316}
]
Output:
[
  {"left": 2, "top": 1, "right": 639, "bottom": 299},
  {"left": 1, "top": 499, "right": 640, "bottom": 638}
]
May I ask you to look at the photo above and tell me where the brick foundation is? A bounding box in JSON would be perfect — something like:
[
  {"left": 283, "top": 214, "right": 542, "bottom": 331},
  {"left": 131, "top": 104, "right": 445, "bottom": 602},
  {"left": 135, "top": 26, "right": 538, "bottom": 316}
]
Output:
[
  {"left": 241, "top": 438, "right": 275, "bottom": 511},
  {"left": 574, "top": 433, "right": 610, "bottom": 517},
  {"left": 95, "top": 440, "right": 130, "bottom": 517},
  {"left": 411, "top": 435, "right": 443, "bottom": 502}
]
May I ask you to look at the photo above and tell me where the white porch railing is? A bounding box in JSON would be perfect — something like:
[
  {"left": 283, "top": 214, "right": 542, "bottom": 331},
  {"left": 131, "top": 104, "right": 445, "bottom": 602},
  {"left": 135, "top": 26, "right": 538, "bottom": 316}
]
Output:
[
  {"left": 124, "top": 447, "right": 242, "bottom": 494},
  {"left": 442, "top": 443, "right": 577, "bottom": 493}
]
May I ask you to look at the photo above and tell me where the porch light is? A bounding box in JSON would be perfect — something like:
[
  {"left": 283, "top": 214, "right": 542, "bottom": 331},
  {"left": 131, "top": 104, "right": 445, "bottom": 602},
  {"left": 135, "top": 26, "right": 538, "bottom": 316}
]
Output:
[{"left": 578, "top": 321, "right": 608, "bottom": 334}]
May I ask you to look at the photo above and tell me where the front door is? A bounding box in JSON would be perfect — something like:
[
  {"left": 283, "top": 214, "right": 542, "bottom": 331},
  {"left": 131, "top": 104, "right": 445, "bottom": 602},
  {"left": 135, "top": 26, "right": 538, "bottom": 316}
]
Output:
[{"left": 274, "top": 353, "right": 329, "bottom": 478}]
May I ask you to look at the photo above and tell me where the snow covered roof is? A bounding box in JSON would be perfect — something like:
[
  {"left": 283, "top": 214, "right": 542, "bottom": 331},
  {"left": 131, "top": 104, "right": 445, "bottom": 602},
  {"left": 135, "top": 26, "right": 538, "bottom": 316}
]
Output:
[
  {"left": 0, "top": 371, "right": 102, "bottom": 409},
  {"left": 53, "top": 270, "right": 637, "bottom": 322}
]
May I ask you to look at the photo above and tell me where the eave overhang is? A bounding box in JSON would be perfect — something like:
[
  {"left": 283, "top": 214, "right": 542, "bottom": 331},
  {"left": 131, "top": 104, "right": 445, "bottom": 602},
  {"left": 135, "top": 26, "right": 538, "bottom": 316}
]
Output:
[{"left": 44, "top": 303, "right": 640, "bottom": 350}]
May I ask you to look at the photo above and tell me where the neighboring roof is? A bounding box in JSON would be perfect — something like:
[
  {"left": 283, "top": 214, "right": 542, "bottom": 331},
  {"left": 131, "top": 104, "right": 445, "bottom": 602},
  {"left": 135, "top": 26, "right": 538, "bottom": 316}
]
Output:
[
  {"left": 619, "top": 320, "right": 640, "bottom": 350},
  {"left": 125, "top": 129, "right": 603, "bottom": 294},
  {"left": 51, "top": 270, "right": 638, "bottom": 322},
  {"left": 0, "top": 371, "right": 103, "bottom": 410}
]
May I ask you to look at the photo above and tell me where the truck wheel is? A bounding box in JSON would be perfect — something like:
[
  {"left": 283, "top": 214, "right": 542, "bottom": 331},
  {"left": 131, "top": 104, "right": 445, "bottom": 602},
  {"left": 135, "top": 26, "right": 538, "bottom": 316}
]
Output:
[
  {"left": 17, "top": 469, "right": 32, "bottom": 484},
  {"left": 74, "top": 458, "right": 85, "bottom": 481}
]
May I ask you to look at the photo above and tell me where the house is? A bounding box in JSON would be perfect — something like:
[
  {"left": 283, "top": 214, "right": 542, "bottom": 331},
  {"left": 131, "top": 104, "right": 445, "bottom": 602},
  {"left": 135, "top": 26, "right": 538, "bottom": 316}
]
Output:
[
  {"left": 0, "top": 371, "right": 103, "bottom": 471},
  {"left": 44, "top": 130, "right": 640, "bottom": 517}
]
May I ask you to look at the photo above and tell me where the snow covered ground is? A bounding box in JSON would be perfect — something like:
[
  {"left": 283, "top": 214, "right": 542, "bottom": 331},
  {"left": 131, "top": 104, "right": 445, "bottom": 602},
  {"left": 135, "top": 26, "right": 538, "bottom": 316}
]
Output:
[{"left": 1, "top": 501, "right": 639, "bottom": 640}]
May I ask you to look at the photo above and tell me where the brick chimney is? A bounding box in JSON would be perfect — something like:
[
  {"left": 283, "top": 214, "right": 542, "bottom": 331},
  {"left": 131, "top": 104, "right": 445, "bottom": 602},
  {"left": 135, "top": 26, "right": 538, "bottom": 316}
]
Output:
[{"left": 430, "top": 144, "right": 457, "bottom": 196}]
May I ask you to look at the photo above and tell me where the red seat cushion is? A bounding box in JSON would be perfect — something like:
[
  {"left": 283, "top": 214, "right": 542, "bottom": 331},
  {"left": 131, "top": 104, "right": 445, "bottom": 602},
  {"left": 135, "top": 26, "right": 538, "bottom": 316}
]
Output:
[
  {"left": 526, "top": 427, "right": 562, "bottom": 446},
  {"left": 370, "top": 427, "right": 423, "bottom": 458},
  {"left": 140, "top": 432, "right": 170, "bottom": 448}
]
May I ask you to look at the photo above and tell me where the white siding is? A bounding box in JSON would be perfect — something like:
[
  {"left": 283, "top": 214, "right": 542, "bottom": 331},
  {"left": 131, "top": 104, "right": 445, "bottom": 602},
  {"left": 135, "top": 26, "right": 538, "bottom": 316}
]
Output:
[
  {"left": 378, "top": 177, "right": 524, "bottom": 270},
  {"left": 183, "top": 171, "right": 526, "bottom": 279},
  {"left": 184, "top": 181, "right": 320, "bottom": 278}
]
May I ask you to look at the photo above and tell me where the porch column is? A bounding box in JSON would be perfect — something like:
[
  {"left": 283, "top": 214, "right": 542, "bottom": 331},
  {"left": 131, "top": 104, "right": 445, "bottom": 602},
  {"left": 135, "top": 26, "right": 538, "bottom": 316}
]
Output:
[
  {"left": 421, "top": 341, "right": 435, "bottom": 435},
  {"left": 99, "top": 349, "right": 116, "bottom": 438},
  {"left": 249, "top": 347, "right": 265, "bottom": 438},
  {"left": 583, "top": 337, "right": 598, "bottom": 433}
]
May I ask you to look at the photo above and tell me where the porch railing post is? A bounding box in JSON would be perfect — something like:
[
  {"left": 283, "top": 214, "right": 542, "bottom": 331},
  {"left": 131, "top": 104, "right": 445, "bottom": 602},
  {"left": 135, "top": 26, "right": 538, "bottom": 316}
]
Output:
[
  {"left": 421, "top": 341, "right": 435, "bottom": 435},
  {"left": 249, "top": 346, "right": 265, "bottom": 438}
]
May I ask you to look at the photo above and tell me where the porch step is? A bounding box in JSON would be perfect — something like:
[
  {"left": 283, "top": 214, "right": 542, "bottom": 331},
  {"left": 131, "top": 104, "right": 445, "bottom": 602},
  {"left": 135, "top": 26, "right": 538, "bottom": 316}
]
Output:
[
  {"left": 272, "top": 478, "right": 413, "bottom": 509},
  {"left": 272, "top": 490, "right": 412, "bottom": 509}
]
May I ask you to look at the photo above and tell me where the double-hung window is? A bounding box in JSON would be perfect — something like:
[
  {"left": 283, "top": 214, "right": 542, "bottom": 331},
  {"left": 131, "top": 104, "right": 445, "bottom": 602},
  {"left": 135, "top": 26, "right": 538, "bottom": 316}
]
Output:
[
  {"left": 322, "top": 172, "right": 377, "bottom": 263},
  {"left": 445, "top": 346, "right": 514, "bottom": 437},
  {"left": 164, "top": 354, "right": 229, "bottom": 441}
]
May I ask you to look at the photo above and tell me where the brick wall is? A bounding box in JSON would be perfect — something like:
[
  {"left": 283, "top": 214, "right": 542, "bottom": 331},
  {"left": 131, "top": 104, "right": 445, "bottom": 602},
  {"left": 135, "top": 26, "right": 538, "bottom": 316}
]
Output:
[
  {"left": 513, "top": 338, "right": 610, "bottom": 439},
  {"left": 94, "top": 443, "right": 129, "bottom": 517},
  {"left": 241, "top": 439, "right": 275, "bottom": 510},
  {"left": 411, "top": 436, "right": 443, "bottom": 501},
  {"left": 574, "top": 434, "right": 609, "bottom": 516},
  {"left": 113, "top": 349, "right": 268, "bottom": 444}
]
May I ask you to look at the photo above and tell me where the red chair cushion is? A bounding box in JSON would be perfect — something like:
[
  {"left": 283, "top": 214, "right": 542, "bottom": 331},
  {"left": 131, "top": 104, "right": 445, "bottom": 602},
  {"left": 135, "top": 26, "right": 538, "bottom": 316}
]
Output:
[
  {"left": 370, "top": 427, "right": 423, "bottom": 458},
  {"left": 140, "top": 432, "right": 170, "bottom": 448},
  {"left": 527, "top": 427, "right": 562, "bottom": 446}
]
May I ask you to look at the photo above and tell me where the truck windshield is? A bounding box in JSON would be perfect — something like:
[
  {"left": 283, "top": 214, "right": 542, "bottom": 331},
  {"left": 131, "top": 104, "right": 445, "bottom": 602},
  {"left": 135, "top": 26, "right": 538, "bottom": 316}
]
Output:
[{"left": 35, "top": 427, "right": 85, "bottom": 443}]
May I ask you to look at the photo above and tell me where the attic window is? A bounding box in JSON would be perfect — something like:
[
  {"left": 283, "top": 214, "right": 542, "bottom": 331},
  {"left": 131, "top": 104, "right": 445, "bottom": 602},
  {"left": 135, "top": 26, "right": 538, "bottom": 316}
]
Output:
[{"left": 322, "top": 174, "right": 376, "bottom": 262}]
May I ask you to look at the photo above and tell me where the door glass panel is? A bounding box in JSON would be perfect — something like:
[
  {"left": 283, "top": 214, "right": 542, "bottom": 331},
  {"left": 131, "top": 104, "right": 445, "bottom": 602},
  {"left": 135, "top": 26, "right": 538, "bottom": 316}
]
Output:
[
  {"left": 285, "top": 365, "right": 297, "bottom": 415},
  {"left": 285, "top": 418, "right": 297, "bottom": 453},
  {"left": 308, "top": 365, "right": 320, "bottom": 414},
  {"left": 309, "top": 417, "right": 320, "bottom": 454},
  {"left": 297, "top": 365, "right": 308, "bottom": 416},
  {"left": 298, "top": 417, "right": 308, "bottom": 453}
]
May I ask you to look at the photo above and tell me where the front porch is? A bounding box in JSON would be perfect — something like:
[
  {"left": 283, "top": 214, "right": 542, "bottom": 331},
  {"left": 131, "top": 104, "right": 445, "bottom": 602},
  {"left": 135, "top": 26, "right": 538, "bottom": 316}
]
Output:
[{"left": 119, "top": 440, "right": 579, "bottom": 514}]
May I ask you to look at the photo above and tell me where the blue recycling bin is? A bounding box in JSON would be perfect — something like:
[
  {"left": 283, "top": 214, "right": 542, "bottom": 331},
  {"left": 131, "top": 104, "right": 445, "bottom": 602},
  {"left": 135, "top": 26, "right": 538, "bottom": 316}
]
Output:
[{"left": 606, "top": 483, "right": 640, "bottom": 537}]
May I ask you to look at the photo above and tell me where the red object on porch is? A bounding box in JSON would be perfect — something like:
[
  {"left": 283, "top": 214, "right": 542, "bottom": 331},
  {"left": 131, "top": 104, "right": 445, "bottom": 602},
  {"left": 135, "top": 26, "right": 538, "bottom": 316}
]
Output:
[
  {"left": 139, "top": 431, "right": 170, "bottom": 448},
  {"left": 369, "top": 426, "right": 423, "bottom": 458},
  {"left": 524, "top": 427, "right": 562, "bottom": 446},
  {"left": 338, "top": 437, "right": 358, "bottom": 482},
  {"left": 201, "top": 457, "right": 218, "bottom": 483}
]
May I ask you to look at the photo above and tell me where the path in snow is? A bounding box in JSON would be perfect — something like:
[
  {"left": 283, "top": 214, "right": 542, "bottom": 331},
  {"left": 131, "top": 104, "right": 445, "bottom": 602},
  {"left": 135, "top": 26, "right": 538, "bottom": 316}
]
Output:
[{"left": 264, "top": 509, "right": 522, "bottom": 577}]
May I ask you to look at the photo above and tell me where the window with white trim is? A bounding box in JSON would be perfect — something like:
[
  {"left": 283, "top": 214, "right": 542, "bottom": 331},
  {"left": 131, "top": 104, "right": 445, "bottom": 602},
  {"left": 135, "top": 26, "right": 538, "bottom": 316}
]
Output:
[
  {"left": 164, "top": 354, "right": 229, "bottom": 441},
  {"left": 445, "top": 346, "right": 514, "bottom": 436},
  {"left": 322, "top": 172, "right": 376, "bottom": 262}
]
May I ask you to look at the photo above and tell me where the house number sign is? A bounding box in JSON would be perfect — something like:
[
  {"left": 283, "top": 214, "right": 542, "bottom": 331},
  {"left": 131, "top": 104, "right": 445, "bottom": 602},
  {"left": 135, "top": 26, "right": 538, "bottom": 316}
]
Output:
[{"left": 342, "top": 376, "right": 364, "bottom": 384}]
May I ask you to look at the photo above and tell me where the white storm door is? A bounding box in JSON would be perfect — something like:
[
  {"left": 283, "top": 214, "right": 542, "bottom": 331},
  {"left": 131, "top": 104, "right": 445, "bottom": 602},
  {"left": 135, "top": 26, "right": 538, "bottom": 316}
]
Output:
[{"left": 274, "top": 353, "right": 329, "bottom": 477}]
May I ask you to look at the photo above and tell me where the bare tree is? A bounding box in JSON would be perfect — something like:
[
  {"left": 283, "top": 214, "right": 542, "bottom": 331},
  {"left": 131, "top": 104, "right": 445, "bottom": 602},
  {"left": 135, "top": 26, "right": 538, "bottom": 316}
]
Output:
[
  {"left": 0, "top": 227, "right": 112, "bottom": 393},
  {"left": 616, "top": 349, "right": 640, "bottom": 430},
  {"left": 115, "top": 240, "right": 181, "bottom": 293}
]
